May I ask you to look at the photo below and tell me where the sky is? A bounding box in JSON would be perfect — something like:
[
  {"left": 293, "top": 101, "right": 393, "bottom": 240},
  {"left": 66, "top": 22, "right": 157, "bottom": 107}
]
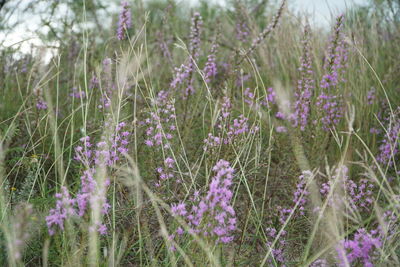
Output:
[
  {"left": 291, "top": 0, "right": 368, "bottom": 26},
  {"left": 0, "top": 0, "right": 369, "bottom": 60}
]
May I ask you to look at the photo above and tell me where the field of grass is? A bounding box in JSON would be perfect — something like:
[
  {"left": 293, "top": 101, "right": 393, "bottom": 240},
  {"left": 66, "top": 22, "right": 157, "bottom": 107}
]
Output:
[{"left": 0, "top": 0, "right": 399, "bottom": 266}]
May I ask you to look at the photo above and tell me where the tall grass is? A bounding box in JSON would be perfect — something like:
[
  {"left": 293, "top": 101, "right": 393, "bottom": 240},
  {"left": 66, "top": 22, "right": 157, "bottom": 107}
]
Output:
[{"left": 0, "top": 0, "right": 399, "bottom": 266}]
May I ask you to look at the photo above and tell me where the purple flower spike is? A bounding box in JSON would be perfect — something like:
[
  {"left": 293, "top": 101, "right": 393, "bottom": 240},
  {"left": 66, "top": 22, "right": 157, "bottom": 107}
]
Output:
[{"left": 117, "top": 1, "right": 132, "bottom": 40}]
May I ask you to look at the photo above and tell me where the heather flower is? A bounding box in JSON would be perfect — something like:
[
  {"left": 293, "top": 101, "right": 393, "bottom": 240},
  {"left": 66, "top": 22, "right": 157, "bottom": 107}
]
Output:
[
  {"left": 346, "top": 178, "right": 375, "bottom": 212},
  {"left": 292, "top": 23, "right": 314, "bottom": 131},
  {"left": 143, "top": 91, "right": 176, "bottom": 149},
  {"left": 70, "top": 87, "right": 86, "bottom": 99},
  {"left": 236, "top": 22, "right": 250, "bottom": 42},
  {"left": 170, "top": 160, "right": 236, "bottom": 245},
  {"left": 376, "top": 108, "right": 400, "bottom": 167},
  {"left": 275, "top": 112, "right": 286, "bottom": 120},
  {"left": 203, "top": 40, "right": 218, "bottom": 84},
  {"left": 117, "top": 1, "right": 132, "bottom": 40},
  {"left": 316, "top": 93, "right": 344, "bottom": 131},
  {"left": 318, "top": 166, "right": 376, "bottom": 213},
  {"left": 47, "top": 122, "right": 130, "bottom": 235},
  {"left": 263, "top": 87, "right": 277, "bottom": 107},
  {"left": 367, "top": 88, "right": 376, "bottom": 105},
  {"left": 36, "top": 99, "right": 48, "bottom": 110},
  {"left": 320, "top": 15, "right": 348, "bottom": 90},
  {"left": 33, "top": 88, "right": 47, "bottom": 110},
  {"left": 337, "top": 228, "right": 382, "bottom": 267},
  {"left": 98, "top": 58, "right": 115, "bottom": 110},
  {"left": 277, "top": 207, "right": 293, "bottom": 225},
  {"left": 317, "top": 14, "right": 348, "bottom": 131},
  {"left": 236, "top": 73, "right": 251, "bottom": 87},
  {"left": 46, "top": 186, "right": 76, "bottom": 235},
  {"left": 265, "top": 226, "right": 287, "bottom": 266},
  {"left": 370, "top": 127, "right": 380, "bottom": 134},
  {"left": 275, "top": 126, "right": 287, "bottom": 133},
  {"left": 156, "top": 31, "right": 172, "bottom": 60},
  {"left": 156, "top": 157, "right": 177, "bottom": 184},
  {"left": 293, "top": 171, "right": 311, "bottom": 216},
  {"left": 243, "top": 87, "right": 277, "bottom": 110},
  {"left": 170, "top": 12, "right": 203, "bottom": 97},
  {"left": 89, "top": 74, "right": 99, "bottom": 89},
  {"left": 243, "top": 88, "right": 255, "bottom": 106},
  {"left": 204, "top": 97, "right": 256, "bottom": 150},
  {"left": 189, "top": 12, "right": 203, "bottom": 59}
]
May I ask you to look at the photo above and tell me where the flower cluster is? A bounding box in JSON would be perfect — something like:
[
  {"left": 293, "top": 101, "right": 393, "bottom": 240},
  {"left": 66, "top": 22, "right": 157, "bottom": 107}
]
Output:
[
  {"left": 317, "top": 14, "right": 348, "bottom": 131},
  {"left": 204, "top": 97, "right": 257, "bottom": 150},
  {"left": 319, "top": 166, "right": 376, "bottom": 213},
  {"left": 376, "top": 107, "right": 400, "bottom": 167},
  {"left": 156, "top": 31, "right": 172, "bottom": 60},
  {"left": 264, "top": 87, "right": 277, "bottom": 107},
  {"left": 170, "top": 12, "right": 203, "bottom": 96},
  {"left": 236, "top": 22, "right": 250, "bottom": 42},
  {"left": 89, "top": 74, "right": 99, "bottom": 90},
  {"left": 265, "top": 227, "right": 287, "bottom": 266},
  {"left": 70, "top": 87, "right": 86, "bottom": 99},
  {"left": 320, "top": 14, "right": 348, "bottom": 90},
  {"left": 316, "top": 93, "right": 344, "bottom": 131},
  {"left": 143, "top": 91, "right": 176, "bottom": 148},
  {"left": 155, "top": 157, "right": 177, "bottom": 186},
  {"left": 46, "top": 122, "right": 130, "bottom": 235},
  {"left": 293, "top": 170, "right": 311, "bottom": 216},
  {"left": 337, "top": 228, "right": 382, "bottom": 267},
  {"left": 243, "top": 87, "right": 276, "bottom": 109},
  {"left": 346, "top": 178, "right": 375, "bottom": 212},
  {"left": 203, "top": 41, "right": 218, "bottom": 84},
  {"left": 292, "top": 23, "right": 314, "bottom": 131},
  {"left": 117, "top": 1, "right": 132, "bottom": 40},
  {"left": 34, "top": 88, "right": 47, "bottom": 110},
  {"left": 243, "top": 88, "right": 255, "bottom": 106},
  {"left": 170, "top": 160, "right": 236, "bottom": 244},
  {"left": 367, "top": 88, "right": 376, "bottom": 105},
  {"left": 46, "top": 187, "right": 76, "bottom": 235}
]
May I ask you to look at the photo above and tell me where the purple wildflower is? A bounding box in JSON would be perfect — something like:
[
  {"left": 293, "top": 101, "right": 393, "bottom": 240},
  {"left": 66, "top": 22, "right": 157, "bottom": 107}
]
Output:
[
  {"left": 376, "top": 108, "right": 400, "bottom": 166},
  {"left": 337, "top": 228, "right": 382, "bottom": 267},
  {"left": 204, "top": 97, "right": 257, "bottom": 150},
  {"left": 367, "top": 88, "right": 376, "bottom": 105},
  {"left": 320, "top": 15, "right": 348, "bottom": 89},
  {"left": 70, "top": 87, "right": 86, "bottom": 99},
  {"left": 170, "top": 12, "right": 203, "bottom": 97},
  {"left": 47, "top": 122, "right": 130, "bottom": 235},
  {"left": 265, "top": 226, "right": 287, "bottom": 266},
  {"left": 46, "top": 187, "right": 76, "bottom": 235},
  {"left": 293, "top": 171, "right": 311, "bottom": 216},
  {"left": 316, "top": 93, "right": 344, "bottom": 131},
  {"left": 236, "top": 22, "right": 250, "bottom": 42},
  {"left": 117, "top": 1, "right": 132, "bottom": 40},
  {"left": 203, "top": 40, "right": 218, "bottom": 84},
  {"left": 317, "top": 14, "right": 348, "bottom": 131},
  {"left": 143, "top": 91, "right": 176, "bottom": 149},
  {"left": 292, "top": 23, "right": 314, "bottom": 131},
  {"left": 169, "top": 160, "right": 236, "bottom": 245}
]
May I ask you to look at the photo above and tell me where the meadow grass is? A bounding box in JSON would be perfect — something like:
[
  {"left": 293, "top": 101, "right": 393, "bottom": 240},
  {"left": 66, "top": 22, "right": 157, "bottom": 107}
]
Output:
[{"left": 0, "top": 0, "right": 399, "bottom": 266}]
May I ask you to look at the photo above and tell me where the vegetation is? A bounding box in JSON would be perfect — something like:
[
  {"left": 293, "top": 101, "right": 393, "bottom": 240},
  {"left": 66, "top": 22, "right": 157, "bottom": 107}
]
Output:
[{"left": 0, "top": 0, "right": 399, "bottom": 265}]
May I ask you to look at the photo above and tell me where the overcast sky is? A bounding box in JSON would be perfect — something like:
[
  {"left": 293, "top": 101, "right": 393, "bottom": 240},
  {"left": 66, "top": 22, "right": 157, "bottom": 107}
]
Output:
[{"left": 291, "top": 0, "right": 368, "bottom": 26}]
